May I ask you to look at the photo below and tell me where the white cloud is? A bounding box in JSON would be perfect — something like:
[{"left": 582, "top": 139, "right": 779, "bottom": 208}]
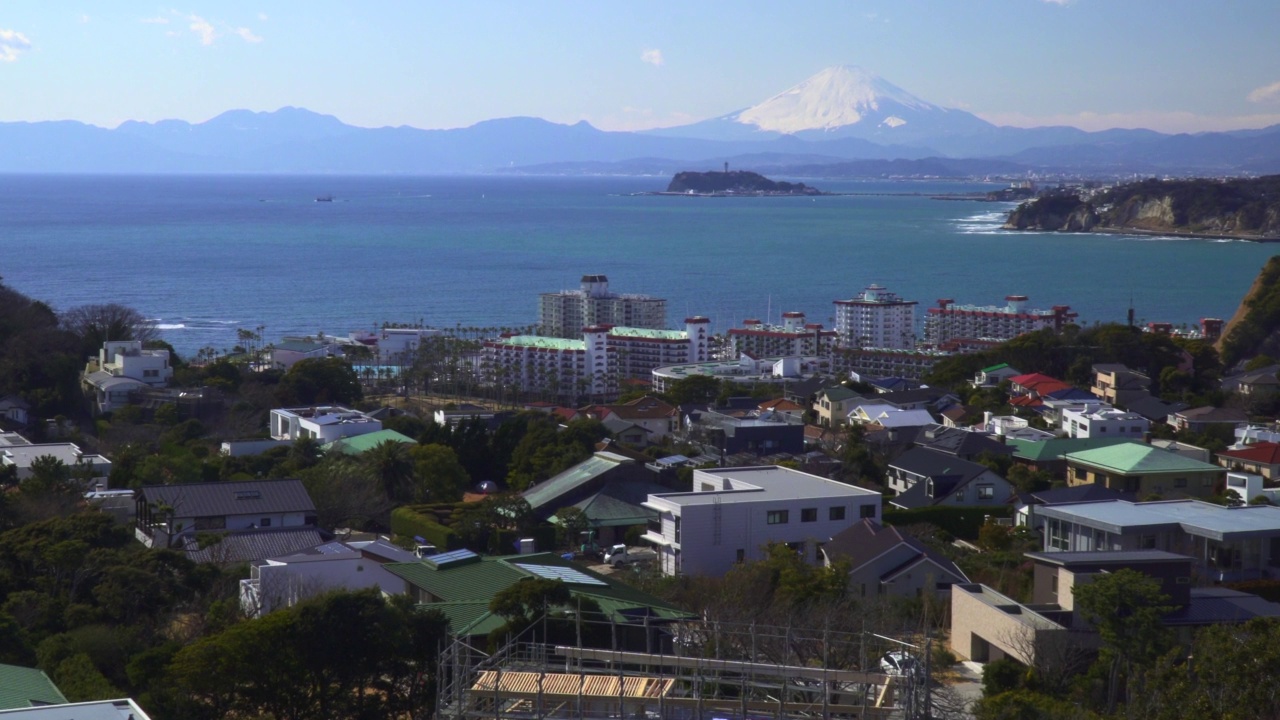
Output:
[
  {"left": 78, "top": 14, "right": 90, "bottom": 24},
  {"left": 234, "top": 27, "right": 262, "bottom": 43},
  {"left": 640, "top": 48, "right": 663, "bottom": 67},
  {"left": 185, "top": 13, "right": 217, "bottom": 45},
  {"left": 140, "top": 15, "right": 170, "bottom": 24},
  {"left": 0, "top": 28, "right": 31, "bottom": 62},
  {"left": 1248, "top": 80, "right": 1280, "bottom": 104},
  {"left": 258, "top": 12, "right": 268, "bottom": 21},
  {"left": 978, "top": 109, "right": 1280, "bottom": 134}
]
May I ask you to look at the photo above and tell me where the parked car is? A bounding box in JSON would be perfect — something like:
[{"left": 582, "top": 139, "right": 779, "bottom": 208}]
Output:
[{"left": 602, "top": 544, "right": 657, "bottom": 568}]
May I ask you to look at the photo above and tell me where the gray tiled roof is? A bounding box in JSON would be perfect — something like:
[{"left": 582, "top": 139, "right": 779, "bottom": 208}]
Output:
[
  {"left": 181, "top": 528, "right": 331, "bottom": 564},
  {"left": 139, "top": 479, "right": 315, "bottom": 517}
]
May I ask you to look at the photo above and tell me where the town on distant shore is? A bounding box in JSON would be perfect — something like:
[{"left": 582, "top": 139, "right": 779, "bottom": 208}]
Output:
[{"left": 8, "top": 254, "right": 1280, "bottom": 718}]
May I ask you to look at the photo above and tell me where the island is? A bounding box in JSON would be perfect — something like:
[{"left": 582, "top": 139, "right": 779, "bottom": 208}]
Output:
[
  {"left": 659, "top": 170, "right": 824, "bottom": 196},
  {"left": 1003, "top": 176, "right": 1280, "bottom": 241}
]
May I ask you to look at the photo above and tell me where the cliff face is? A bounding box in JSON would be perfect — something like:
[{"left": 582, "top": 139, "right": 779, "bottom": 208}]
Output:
[
  {"left": 1004, "top": 176, "right": 1280, "bottom": 239},
  {"left": 1218, "top": 256, "right": 1280, "bottom": 367}
]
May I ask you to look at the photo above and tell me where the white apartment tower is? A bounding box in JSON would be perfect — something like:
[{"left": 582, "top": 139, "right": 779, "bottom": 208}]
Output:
[
  {"left": 728, "top": 312, "right": 838, "bottom": 358},
  {"left": 608, "top": 317, "right": 711, "bottom": 380},
  {"left": 833, "top": 284, "right": 917, "bottom": 349},
  {"left": 539, "top": 275, "right": 667, "bottom": 339},
  {"left": 924, "top": 296, "right": 1077, "bottom": 347},
  {"left": 483, "top": 326, "right": 616, "bottom": 401}
]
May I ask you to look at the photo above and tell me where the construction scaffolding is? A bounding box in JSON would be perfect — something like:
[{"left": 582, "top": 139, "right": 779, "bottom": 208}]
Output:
[{"left": 436, "top": 614, "right": 931, "bottom": 720}]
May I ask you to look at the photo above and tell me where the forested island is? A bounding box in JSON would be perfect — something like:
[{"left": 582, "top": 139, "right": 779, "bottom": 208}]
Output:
[
  {"left": 661, "top": 170, "right": 823, "bottom": 196},
  {"left": 1004, "top": 176, "right": 1280, "bottom": 240}
]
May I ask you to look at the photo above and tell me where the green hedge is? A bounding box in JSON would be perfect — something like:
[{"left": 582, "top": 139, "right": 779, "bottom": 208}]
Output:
[
  {"left": 882, "top": 505, "right": 1012, "bottom": 541},
  {"left": 390, "top": 507, "right": 462, "bottom": 550}
]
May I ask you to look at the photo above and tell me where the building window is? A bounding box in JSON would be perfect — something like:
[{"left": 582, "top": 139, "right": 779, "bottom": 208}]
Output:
[
  {"left": 1139, "top": 534, "right": 1156, "bottom": 549},
  {"left": 830, "top": 506, "right": 847, "bottom": 521},
  {"left": 801, "top": 508, "right": 817, "bottom": 523},
  {"left": 1050, "top": 574, "right": 1058, "bottom": 596},
  {"left": 1175, "top": 477, "right": 1187, "bottom": 488},
  {"left": 674, "top": 516, "right": 681, "bottom": 543},
  {"left": 736, "top": 549, "right": 745, "bottom": 564},
  {"left": 1203, "top": 476, "right": 1214, "bottom": 486},
  {"left": 767, "top": 510, "right": 789, "bottom": 525},
  {"left": 1074, "top": 468, "right": 1086, "bottom": 481},
  {"left": 647, "top": 517, "right": 662, "bottom": 536},
  {"left": 977, "top": 484, "right": 995, "bottom": 500},
  {"left": 260, "top": 518, "right": 271, "bottom": 527},
  {"left": 859, "top": 504, "right": 876, "bottom": 519}
]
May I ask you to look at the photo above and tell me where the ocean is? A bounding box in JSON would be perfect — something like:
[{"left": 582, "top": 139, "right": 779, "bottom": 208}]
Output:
[{"left": 1, "top": 174, "right": 1274, "bottom": 358}]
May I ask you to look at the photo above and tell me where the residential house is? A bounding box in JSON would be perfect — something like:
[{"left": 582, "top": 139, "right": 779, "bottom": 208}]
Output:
[
  {"left": 1169, "top": 406, "right": 1249, "bottom": 434},
  {"left": 1013, "top": 485, "right": 1137, "bottom": 529},
  {"left": 1147, "top": 439, "right": 1212, "bottom": 463},
  {"left": 267, "top": 338, "right": 341, "bottom": 370},
  {"left": 385, "top": 550, "right": 690, "bottom": 644},
  {"left": 1060, "top": 406, "right": 1150, "bottom": 440},
  {"left": 814, "top": 385, "right": 863, "bottom": 427},
  {"left": 913, "top": 424, "right": 1015, "bottom": 462},
  {"left": 1037, "top": 499, "right": 1280, "bottom": 582},
  {"left": 0, "top": 441, "right": 111, "bottom": 481},
  {"left": 581, "top": 396, "right": 679, "bottom": 446},
  {"left": 951, "top": 550, "right": 1280, "bottom": 665},
  {"left": 1224, "top": 472, "right": 1280, "bottom": 505},
  {"left": 1007, "top": 436, "right": 1136, "bottom": 481},
  {"left": 971, "top": 363, "right": 1022, "bottom": 389},
  {"left": 271, "top": 405, "right": 382, "bottom": 443},
  {"left": 1234, "top": 425, "right": 1280, "bottom": 447},
  {"left": 0, "top": 663, "right": 67, "bottom": 710},
  {"left": 0, "top": 699, "right": 155, "bottom": 719},
  {"left": 1008, "top": 373, "right": 1072, "bottom": 400},
  {"left": 0, "top": 396, "right": 30, "bottom": 427},
  {"left": 1217, "top": 442, "right": 1280, "bottom": 480},
  {"left": 1065, "top": 442, "right": 1225, "bottom": 498},
  {"left": 758, "top": 397, "right": 806, "bottom": 419},
  {"left": 1091, "top": 364, "right": 1152, "bottom": 406},
  {"left": 642, "top": 466, "right": 882, "bottom": 576},
  {"left": 887, "top": 448, "right": 1014, "bottom": 510},
  {"left": 240, "top": 538, "right": 418, "bottom": 617},
  {"left": 980, "top": 414, "right": 1055, "bottom": 442},
  {"left": 1126, "top": 395, "right": 1189, "bottom": 424},
  {"left": 686, "top": 410, "right": 805, "bottom": 457},
  {"left": 1237, "top": 370, "right": 1280, "bottom": 398},
  {"left": 134, "top": 479, "right": 318, "bottom": 549},
  {"left": 848, "top": 405, "right": 937, "bottom": 430},
  {"left": 823, "top": 519, "right": 968, "bottom": 598},
  {"left": 321, "top": 429, "right": 417, "bottom": 456},
  {"left": 522, "top": 451, "right": 678, "bottom": 545}
]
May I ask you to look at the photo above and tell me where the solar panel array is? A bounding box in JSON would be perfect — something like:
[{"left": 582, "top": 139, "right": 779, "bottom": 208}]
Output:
[
  {"left": 426, "top": 548, "right": 480, "bottom": 569},
  {"left": 514, "top": 563, "right": 607, "bottom": 586}
]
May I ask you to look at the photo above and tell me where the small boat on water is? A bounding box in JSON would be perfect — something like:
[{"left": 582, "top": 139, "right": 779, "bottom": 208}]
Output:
[{"left": 315, "top": 195, "right": 334, "bottom": 203}]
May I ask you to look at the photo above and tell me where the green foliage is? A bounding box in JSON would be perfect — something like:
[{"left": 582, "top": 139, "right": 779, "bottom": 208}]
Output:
[
  {"left": 52, "top": 652, "right": 120, "bottom": 702},
  {"left": 362, "top": 439, "right": 417, "bottom": 503},
  {"left": 665, "top": 374, "right": 720, "bottom": 405},
  {"left": 725, "top": 543, "right": 849, "bottom": 610},
  {"left": 1072, "top": 568, "right": 1175, "bottom": 712},
  {"left": 975, "top": 689, "right": 1096, "bottom": 720},
  {"left": 982, "top": 657, "right": 1027, "bottom": 697},
  {"left": 978, "top": 523, "right": 1014, "bottom": 551},
  {"left": 883, "top": 505, "right": 1010, "bottom": 541},
  {"left": 1246, "top": 354, "right": 1276, "bottom": 371},
  {"left": 390, "top": 507, "right": 461, "bottom": 550},
  {"left": 276, "top": 356, "right": 363, "bottom": 405},
  {"left": 1222, "top": 256, "right": 1280, "bottom": 367},
  {"left": 506, "top": 416, "right": 606, "bottom": 491},
  {"left": 411, "top": 443, "right": 470, "bottom": 503},
  {"left": 553, "top": 507, "right": 590, "bottom": 549}
]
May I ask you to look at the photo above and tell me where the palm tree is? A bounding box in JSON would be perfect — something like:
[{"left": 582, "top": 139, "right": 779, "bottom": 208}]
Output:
[{"left": 361, "top": 440, "right": 416, "bottom": 503}]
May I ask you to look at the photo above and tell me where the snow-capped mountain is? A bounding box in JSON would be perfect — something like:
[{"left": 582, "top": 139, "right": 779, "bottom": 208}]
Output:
[{"left": 648, "top": 65, "right": 995, "bottom": 149}]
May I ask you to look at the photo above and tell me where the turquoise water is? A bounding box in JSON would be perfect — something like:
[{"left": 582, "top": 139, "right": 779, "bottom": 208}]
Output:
[{"left": 0, "top": 174, "right": 1274, "bottom": 357}]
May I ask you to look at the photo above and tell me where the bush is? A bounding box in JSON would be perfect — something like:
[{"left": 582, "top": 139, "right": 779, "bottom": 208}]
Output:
[
  {"left": 931, "top": 644, "right": 958, "bottom": 670},
  {"left": 390, "top": 507, "right": 461, "bottom": 550},
  {"left": 982, "top": 657, "right": 1026, "bottom": 697}
]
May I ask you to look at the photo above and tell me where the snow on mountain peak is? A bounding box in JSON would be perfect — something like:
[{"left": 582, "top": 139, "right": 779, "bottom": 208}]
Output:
[{"left": 734, "top": 65, "right": 936, "bottom": 134}]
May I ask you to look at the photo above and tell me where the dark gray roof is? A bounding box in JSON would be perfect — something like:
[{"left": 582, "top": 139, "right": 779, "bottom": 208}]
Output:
[
  {"left": 1022, "top": 485, "right": 1138, "bottom": 506},
  {"left": 1125, "top": 395, "right": 1188, "bottom": 423},
  {"left": 825, "top": 519, "right": 966, "bottom": 583},
  {"left": 1168, "top": 588, "right": 1280, "bottom": 625},
  {"left": 914, "top": 424, "right": 1013, "bottom": 459},
  {"left": 1025, "top": 550, "right": 1190, "bottom": 567},
  {"left": 890, "top": 447, "right": 990, "bottom": 483},
  {"left": 139, "top": 479, "right": 315, "bottom": 517},
  {"left": 180, "top": 528, "right": 331, "bottom": 564},
  {"left": 879, "top": 388, "right": 955, "bottom": 407}
]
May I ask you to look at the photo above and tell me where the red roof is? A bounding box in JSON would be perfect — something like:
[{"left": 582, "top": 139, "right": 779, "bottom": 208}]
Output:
[
  {"left": 1218, "top": 442, "right": 1280, "bottom": 465},
  {"left": 1010, "top": 372, "right": 1063, "bottom": 387}
]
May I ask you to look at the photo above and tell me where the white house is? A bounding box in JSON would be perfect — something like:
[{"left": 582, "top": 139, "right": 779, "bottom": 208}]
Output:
[
  {"left": 82, "top": 339, "right": 173, "bottom": 413},
  {"left": 0, "top": 442, "right": 111, "bottom": 481},
  {"left": 981, "top": 413, "right": 1056, "bottom": 441},
  {"left": 0, "top": 395, "right": 31, "bottom": 426},
  {"left": 240, "top": 538, "right": 417, "bottom": 617},
  {"left": 268, "top": 339, "right": 342, "bottom": 370},
  {"left": 134, "top": 479, "right": 317, "bottom": 549},
  {"left": 270, "top": 406, "right": 383, "bottom": 444},
  {"left": 641, "top": 466, "right": 883, "bottom": 577},
  {"left": 1061, "top": 406, "right": 1149, "bottom": 440},
  {"left": 971, "top": 363, "right": 1022, "bottom": 389}
]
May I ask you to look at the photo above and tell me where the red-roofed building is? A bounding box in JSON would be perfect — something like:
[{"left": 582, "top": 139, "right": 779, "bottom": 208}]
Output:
[
  {"left": 1217, "top": 442, "right": 1280, "bottom": 480},
  {"left": 758, "top": 397, "right": 806, "bottom": 419},
  {"left": 1009, "top": 373, "right": 1072, "bottom": 399},
  {"left": 728, "top": 312, "right": 838, "bottom": 358}
]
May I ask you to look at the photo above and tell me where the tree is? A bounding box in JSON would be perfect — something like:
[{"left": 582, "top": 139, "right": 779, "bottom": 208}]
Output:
[
  {"left": 666, "top": 374, "right": 720, "bottom": 405},
  {"left": 554, "top": 507, "right": 590, "bottom": 550},
  {"left": 361, "top": 440, "right": 417, "bottom": 503},
  {"left": 276, "top": 357, "right": 363, "bottom": 405},
  {"left": 411, "top": 443, "right": 470, "bottom": 503},
  {"left": 1072, "top": 568, "right": 1175, "bottom": 712},
  {"left": 61, "top": 303, "right": 157, "bottom": 357}
]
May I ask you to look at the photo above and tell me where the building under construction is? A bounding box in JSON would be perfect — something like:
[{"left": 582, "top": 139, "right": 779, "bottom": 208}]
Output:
[{"left": 435, "top": 615, "right": 932, "bottom": 720}]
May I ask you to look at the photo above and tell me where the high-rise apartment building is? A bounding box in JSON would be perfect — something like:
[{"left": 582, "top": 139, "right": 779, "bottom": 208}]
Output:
[
  {"left": 728, "top": 312, "right": 838, "bottom": 358},
  {"left": 538, "top": 275, "right": 666, "bottom": 339},
  {"left": 924, "top": 296, "right": 1076, "bottom": 347},
  {"left": 833, "top": 284, "right": 917, "bottom": 349}
]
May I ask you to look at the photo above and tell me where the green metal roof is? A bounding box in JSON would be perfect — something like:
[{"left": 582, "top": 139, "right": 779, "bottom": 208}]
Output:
[
  {"left": 608, "top": 327, "right": 688, "bottom": 341},
  {"left": 522, "top": 454, "right": 629, "bottom": 512},
  {"left": 980, "top": 363, "right": 1010, "bottom": 373},
  {"left": 322, "top": 429, "right": 417, "bottom": 455},
  {"left": 572, "top": 491, "right": 656, "bottom": 527},
  {"left": 1008, "top": 436, "right": 1132, "bottom": 462},
  {"left": 820, "top": 385, "right": 860, "bottom": 402},
  {"left": 388, "top": 552, "right": 690, "bottom": 632},
  {"left": 0, "top": 664, "right": 68, "bottom": 710},
  {"left": 1064, "top": 442, "right": 1223, "bottom": 475},
  {"left": 495, "top": 335, "right": 585, "bottom": 351}
]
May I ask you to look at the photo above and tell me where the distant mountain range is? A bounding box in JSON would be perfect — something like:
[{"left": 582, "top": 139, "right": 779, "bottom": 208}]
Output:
[{"left": 3, "top": 66, "right": 1279, "bottom": 176}]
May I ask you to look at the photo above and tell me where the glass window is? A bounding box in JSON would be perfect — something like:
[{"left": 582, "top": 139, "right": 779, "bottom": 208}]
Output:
[
  {"left": 736, "top": 549, "right": 745, "bottom": 563},
  {"left": 801, "top": 508, "right": 817, "bottom": 522},
  {"left": 830, "top": 506, "right": 847, "bottom": 521},
  {"left": 977, "top": 484, "right": 995, "bottom": 500},
  {"left": 767, "top": 510, "right": 789, "bottom": 525},
  {"left": 859, "top": 504, "right": 876, "bottom": 519}
]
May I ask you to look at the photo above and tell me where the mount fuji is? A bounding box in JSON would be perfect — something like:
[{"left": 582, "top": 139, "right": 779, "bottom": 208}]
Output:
[{"left": 648, "top": 66, "right": 995, "bottom": 147}]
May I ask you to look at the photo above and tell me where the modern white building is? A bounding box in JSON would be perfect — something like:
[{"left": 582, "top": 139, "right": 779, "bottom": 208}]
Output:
[
  {"left": 349, "top": 327, "right": 446, "bottom": 363},
  {"left": 0, "top": 441, "right": 111, "bottom": 481},
  {"left": 267, "top": 339, "right": 342, "bottom": 370},
  {"left": 1061, "top": 406, "right": 1150, "bottom": 440},
  {"left": 82, "top": 339, "right": 174, "bottom": 413},
  {"left": 833, "top": 284, "right": 917, "bottom": 350},
  {"left": 651, "top": 355, "right": 830, "bottom": 394},
  {"left": 923, "top": 296, "right": 1077, "bottom": 347},
  {"left": 240, "top": 538, "right": 417, "bottom": 617},
  {"left": 607, "top": 318, "right": 711, "bottom": 380},
  {"left": 270, "top": 406, "right": 383, "bottom": 443},
  {"left": 727, "top": 312, "right": 838, "bottom": 358},
  {"left": 483, "top": 327, "right": 615, "bottom": 401},
  {"left": 641, "top": 466, "right": 883, "bottom": 577},
  {"left": 539, "top": 275, "right": 666, "bottom": 339}
]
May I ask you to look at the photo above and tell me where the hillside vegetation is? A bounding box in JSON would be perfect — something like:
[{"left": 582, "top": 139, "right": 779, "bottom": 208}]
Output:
[
  {"left": 666, "top": 170, "right": 820, "bottom": 195},
  {"left": 1219, "top": 255, "right": 1280, "bottom": 367},
  {"left": 1005, "top": 175, "right": 1280, "bottom": 238}
]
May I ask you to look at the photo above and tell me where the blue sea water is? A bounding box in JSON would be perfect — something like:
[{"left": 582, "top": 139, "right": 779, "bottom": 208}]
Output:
[{"left": 0, "top": 174, "right": 1274, "bottom": 358}]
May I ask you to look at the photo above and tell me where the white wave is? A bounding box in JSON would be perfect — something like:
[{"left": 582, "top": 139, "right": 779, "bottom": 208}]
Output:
[{"left": 155, "top": 323, "right": 187, "bottom": 330}]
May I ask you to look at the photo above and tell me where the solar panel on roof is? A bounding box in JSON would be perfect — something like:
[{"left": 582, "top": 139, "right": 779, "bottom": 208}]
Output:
[
  {"left": 514, "top": 563, "right": 607, "bottom": 586},
  {"left": 426, "top": 548, "right": 480, "bottom": 569}
]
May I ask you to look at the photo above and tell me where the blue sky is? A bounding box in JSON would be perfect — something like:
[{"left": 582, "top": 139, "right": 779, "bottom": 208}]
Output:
[{"left": 3, "top": 1, "right": 1280, "bottom": 133}]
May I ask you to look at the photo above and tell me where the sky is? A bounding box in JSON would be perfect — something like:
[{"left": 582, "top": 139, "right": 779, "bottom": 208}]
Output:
[{"left": 2, "top": 1, "right": 1280, "bottom": 134}]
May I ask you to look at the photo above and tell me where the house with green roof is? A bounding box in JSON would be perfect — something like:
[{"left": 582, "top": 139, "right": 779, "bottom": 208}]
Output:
[
  {"left": 1065, "top": 441, "right": 1225, "bottom": 498},
  {"left": 322, "top": 428, "right": 416, "bottom": 455},
  {"left": 815, "top": 385, "right": 864, "bottom": 427},
  {"left": 522, "top": 451, "right": 679, "bottom": 545},
  {"left": 383, "top": 550, "right": 692, "bottom": 642},
  {"left": 1008, "top": 436, "right": 1133, "bottom": 480},
  {"left": 971, "top": 363, "right": 1021, "bottom": 388},
  {"left": 0, "top": 664, "right": 68, "bottom": 710}
]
